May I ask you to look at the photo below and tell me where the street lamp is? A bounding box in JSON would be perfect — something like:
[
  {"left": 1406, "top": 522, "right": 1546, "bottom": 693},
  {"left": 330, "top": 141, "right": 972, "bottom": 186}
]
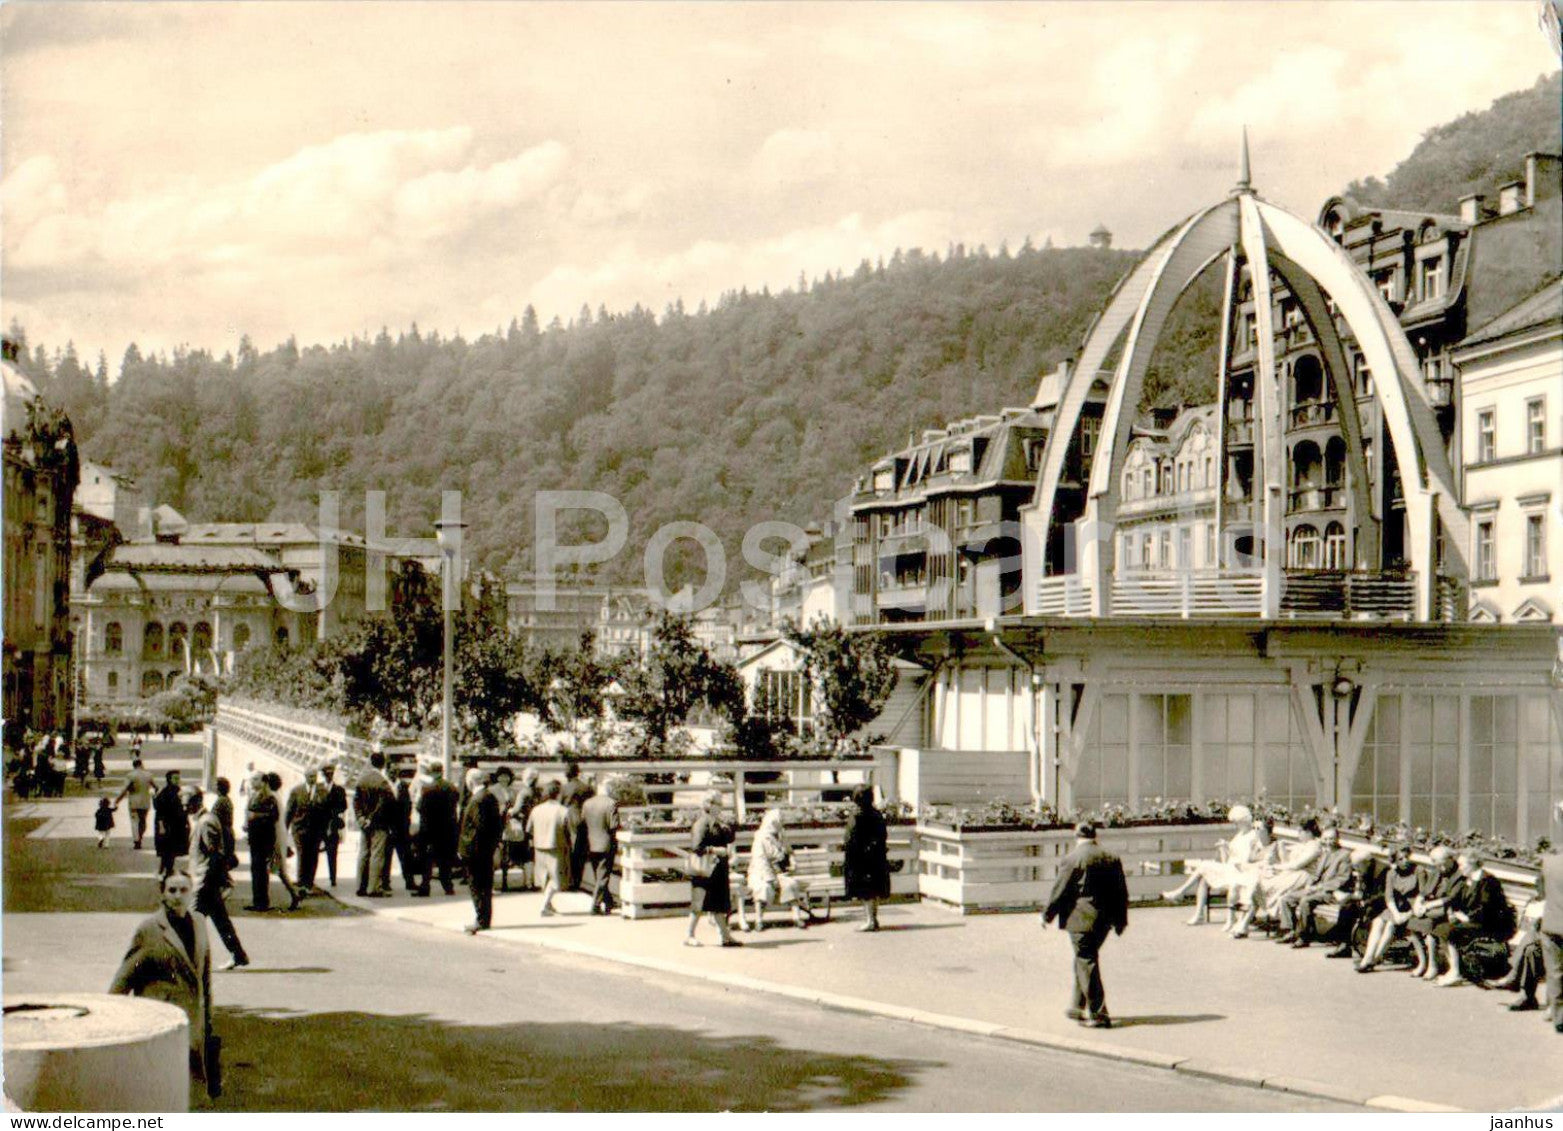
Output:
[{"left": 433, "top": 518, "right": 468, "bottom": 783}]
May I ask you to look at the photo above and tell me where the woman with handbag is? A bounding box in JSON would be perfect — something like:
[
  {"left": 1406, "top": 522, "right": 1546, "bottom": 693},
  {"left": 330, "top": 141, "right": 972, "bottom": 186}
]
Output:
[
  {"left": 686, "top": 791, "right": 741, "bottom": 947},
  {"left": 502, "top": 767, "right": 539, "bottom": 892},
  {"left": 743, "top": 809, "right": 812, "bottom": 931}
]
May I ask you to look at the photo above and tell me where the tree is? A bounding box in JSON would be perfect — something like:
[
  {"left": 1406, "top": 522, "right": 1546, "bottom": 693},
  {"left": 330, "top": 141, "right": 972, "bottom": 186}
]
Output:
[
  {"left": 784, "top": 617, "right": 898, "bottom": 745},
  {"left": 542, "top": 631, "right": 612, "bottom": 748},
  {"left": 615, "top": 613, "right": 743, "bottom": 755}
]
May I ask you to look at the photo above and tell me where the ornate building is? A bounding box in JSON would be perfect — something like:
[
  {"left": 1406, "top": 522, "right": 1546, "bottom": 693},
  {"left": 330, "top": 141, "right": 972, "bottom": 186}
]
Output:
[{"left": 3, "top": 341, "right": 78, "bottom": 742}]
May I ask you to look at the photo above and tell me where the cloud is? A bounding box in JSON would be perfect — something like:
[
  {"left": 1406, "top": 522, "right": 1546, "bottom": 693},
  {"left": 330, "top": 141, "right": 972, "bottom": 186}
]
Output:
[
  {"left": 1188, "top": 46, "right": 1350, "bottom": 141},
  {"left": 751, "top": 128, "right": 838, "bottom": 188},
  {"left": 1037, "top": 32, "right": 1202, "bottom": 167}
]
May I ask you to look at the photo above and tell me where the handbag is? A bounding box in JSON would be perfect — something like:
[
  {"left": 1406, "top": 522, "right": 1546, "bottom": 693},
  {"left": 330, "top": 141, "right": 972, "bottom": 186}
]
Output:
[{"left": 685, "top": 849, "right": 719, "bottom": 879}]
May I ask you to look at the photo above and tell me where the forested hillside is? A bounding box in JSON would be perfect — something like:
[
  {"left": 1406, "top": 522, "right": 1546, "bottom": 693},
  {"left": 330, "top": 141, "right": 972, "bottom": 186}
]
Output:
[
  {"left": 12, "top": 73, "right": 1554, "bottom": 591},
  {"left": 1343, "top": 71, "right": 1560, "bottom": 212}
]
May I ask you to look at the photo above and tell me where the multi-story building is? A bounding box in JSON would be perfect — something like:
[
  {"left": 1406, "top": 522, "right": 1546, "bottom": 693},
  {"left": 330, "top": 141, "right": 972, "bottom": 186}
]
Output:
[
  {"left": 3, "top": 343, "right": 78, "bottom": 742},
  {"left": 1115, "top": 405, "right": 1222, "bottom": 573},
  {"left": 848, "top": 360, "right": 1107, "bottom": 625},
  {"left": 1454, "top": 276, "right": 1562, "bottom": 624},
  {"left": 505, "top": 573, "right": 612, "bottom": 653}
]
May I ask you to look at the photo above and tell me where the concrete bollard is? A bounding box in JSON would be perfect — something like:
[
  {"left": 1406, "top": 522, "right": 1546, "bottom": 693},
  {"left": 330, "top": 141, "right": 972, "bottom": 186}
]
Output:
[{"left": 3, "top": 993, "right": 189, "bottom": 1112}]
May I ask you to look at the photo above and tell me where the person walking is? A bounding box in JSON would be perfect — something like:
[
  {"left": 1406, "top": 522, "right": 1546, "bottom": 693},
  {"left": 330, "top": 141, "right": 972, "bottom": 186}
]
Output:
[
  {"left": 152, "top": 770, "right": 190, "bottom": 877},
  {"left": 560, "top": 761, "right": 592, "bottom": 890},
  {"left": 284, "top": 770, "right": 322, "bottom": 891},
  {"left": 115, "top": 757, "right": 157, "bottom": 850},
  {"left": 502, "top": 766, "right": 540, "bottom": 892},
  {"left": 190, "top": 790, "right": 249, "bottom": 971},
  {"left": 843, "top": 784, "right": 891, "bottom": 932},
  {"left": 353, "top": 752, "right": 395, "bottom": 898},
  {"left": 243, "top": 773, "right": 282, "bottom": 911},
  {"left": 319, "top": 764, "right": 347, "bottom": 888},
  {"left": 94, "top": 795, "right": 117, "bottom": 848},
  {"left": 526, "top": 780, "right": 570, "bottom": 917},
  {"left": 1043, "top": 822, "right": 1129, "bottom": 1029},
  {"left": 109, "top": 869, "right": 216, "bottom": 1091},
  {"left": 458, "top": 768, "right": 502, "bottom": 935},
  {"left": 685, "top": 790, "right": 740, "bottom": 948},
  {"left": 414, "top": 762, "right": 459, "bottom": 897},
  {"left": 582, "top": 775, "right": 620, "bottom": 915},
  {"left": 90, "top": 733, "right": 106, "bottom": 784}
]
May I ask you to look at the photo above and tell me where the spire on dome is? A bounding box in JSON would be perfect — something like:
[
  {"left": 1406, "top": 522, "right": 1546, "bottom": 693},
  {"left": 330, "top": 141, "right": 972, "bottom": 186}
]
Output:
[{"left": 1234, "top": 126, "right": 1252, "bottom": 194}]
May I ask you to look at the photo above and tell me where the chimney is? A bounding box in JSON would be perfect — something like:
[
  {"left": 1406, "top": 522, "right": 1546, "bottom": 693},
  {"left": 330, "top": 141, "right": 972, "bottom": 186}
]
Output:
[
  {"left": 1458, "top": 193, "right": 1485, "bottom": 224},
  {"left": 1525, "top": 152, "right": 1561, "bottom": 205},
  {"left": 1497, "top": 181, "right": 1525, "bottom": 216}
]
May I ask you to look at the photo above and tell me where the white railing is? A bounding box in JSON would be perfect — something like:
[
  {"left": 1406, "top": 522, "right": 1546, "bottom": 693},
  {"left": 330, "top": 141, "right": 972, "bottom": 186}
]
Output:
[
  {"left": 1035, "top": 574, "right": 1092, "bottom": 616},
  {"left": 214, "top": 702, "right": 372, "bottom": 779},
  {"left": 1111, "top": 569, "right": 1265, "bottom": 617}
]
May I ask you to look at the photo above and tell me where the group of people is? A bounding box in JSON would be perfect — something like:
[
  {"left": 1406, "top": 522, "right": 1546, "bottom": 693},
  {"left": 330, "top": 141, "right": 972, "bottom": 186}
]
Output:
[{"left": 1161, "top": 804, "right": 1560, "bottom": 1026}]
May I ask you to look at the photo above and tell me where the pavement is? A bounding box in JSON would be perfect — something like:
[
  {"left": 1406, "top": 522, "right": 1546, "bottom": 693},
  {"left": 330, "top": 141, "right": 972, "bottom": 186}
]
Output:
[{"left": 8, "top": 741, "right": 1560, "bottom": 1112}]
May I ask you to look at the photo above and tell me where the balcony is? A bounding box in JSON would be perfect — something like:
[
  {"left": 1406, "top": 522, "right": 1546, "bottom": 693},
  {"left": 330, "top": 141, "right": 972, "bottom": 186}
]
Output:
[
  {"left": 1287, "top": 485, "right": 1345, "bottom": 513},
  {"left": 1224, "top": 499, "right": 1256, "bottom": 522},
  {"left": 1288, "top": 401, "right": 1336, "bottom": 429},
  {"left": 878, "top": 530, "right": 929, "bottom": 558},
  {"left": 1280, "top": 570, "right": 1416, "bottom": 620},
  {"left": 875, "top": 580, "right": 927, "bottom": 612},
  {"left": 1117, "top": 485, "right": 1218, "bottom": 519},
  {"left": 1226, "top": 419, "right": 1255, "bottom": 446},
  {"left": 1425, "top": 377, "right": 1454, "bottom": 408},
  {"left": 1035, "top": 568, "right": 1419, "bottom": 620}
]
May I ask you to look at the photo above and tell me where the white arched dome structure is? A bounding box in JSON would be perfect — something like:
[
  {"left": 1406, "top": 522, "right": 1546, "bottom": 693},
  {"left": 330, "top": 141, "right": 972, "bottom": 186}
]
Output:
[{"left": 1023, "top": 142, "right": 1467, "bottom": 621}]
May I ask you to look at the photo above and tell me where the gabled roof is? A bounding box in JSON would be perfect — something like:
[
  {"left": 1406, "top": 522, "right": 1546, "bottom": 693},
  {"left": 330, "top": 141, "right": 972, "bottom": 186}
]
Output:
[{"left": 1457, "top": 276, "right": 1563, "bottom": 350}]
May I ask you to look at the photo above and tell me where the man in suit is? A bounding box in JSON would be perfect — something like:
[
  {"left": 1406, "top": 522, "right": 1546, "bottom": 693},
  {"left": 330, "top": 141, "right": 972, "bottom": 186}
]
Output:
[
  {"left": 284, "top": 769, "right": 324, "bottom": 891},
  {"left": 353, "top": 752, "right": 396, "bottom": 898},
  {"left": 152, "top": 770, "right": 189, "bottom": 877},
  {"left": 110, "top": 868, "right": 214, "bottom": 1084},
  {"left": 319, "top": 764, "right": 347, "bottom": 887},
  {"left": 243, "top": 772, "right": 281, "bottom": 911},
  {"left": 1539, "top": 800, "right": 1563, "bottom": 1034},
  {"left": 1043, "top": 822, "right": 1129, "bottom": 1029},
  {"left": 458, "top": 768, "right": 503, "bottom": 935},
  {"left": 388, "top": 772, "right": 421, "bottom": 893},
  {"left": 559, "top": 761, "right": 592, "bottom": 890},
  {"left": 1324, "top": 847, "right": 1388, "bottom": 959},
  {"left": 190, "top": 790, "right": 249, "bottom": 970},
  {"left": 582, "top": 775, "right": 620, "bottom": 915},
  {"left": 415, "top": 762, "right": 460, "bottom": 897},
  {"left": 1277, "top": 826, "right": 1351, "bottom": 945},
  {"left": 211, "top": 777, "right": 237, "bottom": 865}
]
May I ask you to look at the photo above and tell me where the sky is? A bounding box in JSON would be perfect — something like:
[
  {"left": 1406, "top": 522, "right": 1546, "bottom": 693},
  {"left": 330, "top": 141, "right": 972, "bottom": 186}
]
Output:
[{"left": 2, "top": 1, "right": 1558, "bottom": 368}]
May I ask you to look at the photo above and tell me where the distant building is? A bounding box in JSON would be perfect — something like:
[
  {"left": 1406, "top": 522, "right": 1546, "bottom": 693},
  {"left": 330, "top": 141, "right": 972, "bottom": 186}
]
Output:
[
  {"left": 3, "top": 343, "right": 78, "bottom": 742},
  {"left": 505, "top": 573, "right": 608, "bottom": 653},
  {"left": 1454, "top": 276, "right": 1562, "bottom": 624},
  {"left": 1089, "top": 224, "right": 1113, "bottom": 250},
  {"left": 1115, "top": 405, "right": 1223, "bottom": 572}
]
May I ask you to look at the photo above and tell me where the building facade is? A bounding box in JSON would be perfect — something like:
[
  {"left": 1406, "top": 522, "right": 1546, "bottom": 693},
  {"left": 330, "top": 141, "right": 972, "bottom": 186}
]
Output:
[{"left": 3, "top": 345, "right": 78, "bottom": 742}]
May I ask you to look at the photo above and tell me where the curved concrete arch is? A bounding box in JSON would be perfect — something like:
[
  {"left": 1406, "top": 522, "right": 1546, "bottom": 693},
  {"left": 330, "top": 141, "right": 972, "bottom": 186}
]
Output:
[{"left": 1025, "top": 176, "right": 1466, "bottom": 619}]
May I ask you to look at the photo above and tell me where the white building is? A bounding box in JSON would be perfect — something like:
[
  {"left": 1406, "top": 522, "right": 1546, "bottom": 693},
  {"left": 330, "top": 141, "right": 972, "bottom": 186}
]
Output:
[{"left": 1455, "top": 277, "right": 1563, "bottom": 624}]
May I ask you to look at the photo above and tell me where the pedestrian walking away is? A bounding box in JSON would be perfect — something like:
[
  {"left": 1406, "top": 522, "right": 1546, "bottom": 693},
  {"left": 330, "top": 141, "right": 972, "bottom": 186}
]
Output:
[
  {"left": 1043, "top": 822, "right": 1129, "bottom": 1029},
  {"left": 414, "top": 761, "right": 459, "bottom": 897},
  {"left": 843, "top": 784, "right": 890, "bottom": 932},
  {"left": 109, "top": 869, "right": 218, "bottom": 1093},
  {"left": 502, "top": 766, "right": 540, "bottom": 892},
  {"left": 319, "top": 764, "right": 347, "bottom": 887},
  {"left": 115, "top": 757, "right": 157, "bottom": 849},
  {"left": 560, "top": 761, "right": 592, "bottom": 891},
  {"left": 582, "top": 775, "right": 620, "bottom": 915},
  {"left": 94, "top": 795, "right": 116, "bottom": 848},
  {"left": 526, "top": 779, "right": 570, "bottom": 917},
  {"left": 190, "top": 790, "right": 250, "bottom": 970},
  {"left": 458, "top": 768, "right": 502, "bottom": 934}
]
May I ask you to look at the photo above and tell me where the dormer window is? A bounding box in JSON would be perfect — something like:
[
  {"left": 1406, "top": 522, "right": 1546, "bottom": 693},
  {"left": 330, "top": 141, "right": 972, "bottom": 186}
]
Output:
[
  {"left": 1374, "top": 270, "right": 1398, "bottom": 304},
  {"left": 948, "top": 447, "right": 972, "bottom": 475},
  {"left": 1420, "top": 257, "right": 1444, "bottom": 301},
  {"left": 873, "top": 468, "right": 894, "bottom": 492}
]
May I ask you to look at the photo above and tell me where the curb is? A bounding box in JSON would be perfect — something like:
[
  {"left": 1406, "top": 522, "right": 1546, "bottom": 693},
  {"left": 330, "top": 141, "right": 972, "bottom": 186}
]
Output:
[{"left": 343, "top": 894, "right": 1410, "bottom": 1110}]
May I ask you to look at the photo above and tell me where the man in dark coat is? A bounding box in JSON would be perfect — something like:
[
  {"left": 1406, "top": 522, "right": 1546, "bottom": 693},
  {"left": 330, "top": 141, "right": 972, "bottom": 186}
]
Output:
[
  {"left": 1277, "top": 826, "right": 1351, "bottom": 944},
  {"left": 284, "top": 769, "right": 326, "bottom": 891},
  {"left": 152, "top": 770, "right": 189, "bottom": 876},
  {"left": 319, "top": 764, "right": 347, "bottom": 887},
  {"left": 243, "top": 773, "right": 281, "bottom": 911},
  {"left": 353, "top": 753, "right": 395, "bottom": 897},
  {"left": 388, "top": 773, "right": 421, "bottom": 893},
  {"left": 1323, "top": 847, "right": 1388, "bottom": 958},
  {"left": 211, "top": 777, "right": 237, "bottom": 865},
  {"left": 415, "top": 762, "right": 460, "bottom": 897},
  {"left": 1043, "top": 822, "right": 1129, "bottom": 1029},
  {"left": 1435, "top": 851, "right": 1516, "bottom": 986},
  {"left": 559, "top": 761, "right": 592, "bottom": 890},
  {"left": 458, "top": 768, "right": 503, "bottom": 934}
]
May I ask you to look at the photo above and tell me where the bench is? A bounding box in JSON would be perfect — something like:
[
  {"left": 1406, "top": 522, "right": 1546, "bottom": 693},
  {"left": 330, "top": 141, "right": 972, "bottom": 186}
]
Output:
[{"left": 731, "top": 846, "right": 842, "bottom": 930}]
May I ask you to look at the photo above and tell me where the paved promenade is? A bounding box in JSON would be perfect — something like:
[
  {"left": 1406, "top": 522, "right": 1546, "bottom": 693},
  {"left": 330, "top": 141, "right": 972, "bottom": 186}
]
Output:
[{"left": 336, "top": 865, "right": 1560, "bottom": 1112}]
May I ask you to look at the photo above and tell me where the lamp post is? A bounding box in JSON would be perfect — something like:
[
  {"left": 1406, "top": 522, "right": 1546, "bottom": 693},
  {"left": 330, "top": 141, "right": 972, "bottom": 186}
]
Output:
[{"left": 433, "top": 518, "right": 468, "bottom": 783}]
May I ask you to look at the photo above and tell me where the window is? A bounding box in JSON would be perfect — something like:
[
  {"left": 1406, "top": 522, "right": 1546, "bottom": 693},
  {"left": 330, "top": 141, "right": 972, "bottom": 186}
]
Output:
[
  {"left": 1476, "top": 519, "right": 1496, "bottom": 582},
  {"left": 1422, "top": 356, "right": 1442, "bottom": 385},
  {"left": 1420, "top": 256, "right": 1443, "bottom": 301},
  {"left": 1204, "top": 457, "right": 1213, "bottom": 488},
  {"left": 1124, "top": 470, "right": 1137, "bottom": 499},
  {"left": 1477, "top": 410, "right": 1496, "bottom": 463},
  {"left": 104, "top": 622, "right": 123, "bottom": 655},
  {"left": 141, "top": 670, "right": 164, "bottom": 696},
  {"left": 233, "top": 623, "right": 251, "bottom": 651},
  {"left": 758, "top": 668, "right": 813, "bottom": 728},
  {"left": 1375, "top": 270, "right": 1397, "bottom": 303},
  {"left": 275, "top": 626, "right": 291, "bottom": 648},
  {"left": 107, "top": 672, "right": 119, "bottom": 694},
  {"left": 1179, "top": 526, "right": 1192, "bottom": 569},
  {"left": 1289, "top": 524, "right": 1321, "bottom": 569},
  {"left": 1525, "top": 514, "right": 1546, "bottom": 579},
  {"left": 1158, "top": 530, "right": 1172, "bottom": 568},
  {"left": 1354, "top": 356, "right": 1372, "bottom": 398},
  {"left": 1206, "top": 524, "right": 1217, "bottom": 568},
  {"left": 1527, "top": 398, "right": 1546, "bottom": 454},
  {"left": 1080, "top": 417, "right": 1100, "bottom": 461},
  {"left": 1324, "top": 522, "right": 1348, "bottom": 569},
  {"left": 1142, "top": 468, "right": 1153, "bottom": 497},
  {"left": 142, "top": 622, "right": 163, "bottom": 660}
]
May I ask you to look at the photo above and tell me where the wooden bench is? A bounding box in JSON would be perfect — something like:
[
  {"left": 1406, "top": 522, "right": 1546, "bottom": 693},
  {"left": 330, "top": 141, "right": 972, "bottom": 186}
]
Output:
[{"left": 731, "top": 846, "right": 841, "bottom": 930}]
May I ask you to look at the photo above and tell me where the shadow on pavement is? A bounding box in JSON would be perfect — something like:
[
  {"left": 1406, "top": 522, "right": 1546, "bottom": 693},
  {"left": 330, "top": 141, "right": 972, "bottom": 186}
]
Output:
[
  {"left": 1111, "top": 1013, "right": 1226, "bottom": 1028},
  {"left": 205, "top": 1006, "right": 935, "bottom": 1111},
  {"left": 223, "top": 966, "right": 333, "bottom": 976}
]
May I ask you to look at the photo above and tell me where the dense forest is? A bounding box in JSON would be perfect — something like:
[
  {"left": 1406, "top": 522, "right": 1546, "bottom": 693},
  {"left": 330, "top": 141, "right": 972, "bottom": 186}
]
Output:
[{"left": 11, "top": 73, "right": 1557, "bottom": 591}]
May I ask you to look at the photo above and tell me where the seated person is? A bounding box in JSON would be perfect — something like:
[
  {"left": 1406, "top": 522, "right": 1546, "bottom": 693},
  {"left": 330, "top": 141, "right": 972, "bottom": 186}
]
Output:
[
  {"left": 1253, "top": 818, "right": 1326, "bottom": 925},
  {"left": 1358, "top": 844, "right": 1421, "bottom": 972},
  {"left": 1225, "top": 819, "right": 1282, "bottom": 938},
  {"left": 1161, "top": 805, "right": 1264, "bottom": 926},
  {"left": 740, "top": 809, "right": 812, "bottom": 931},
  {"left": 1431, "top": 851, "right": 1515, "bottom": 988},
  {"left": 1406, "top": 847, "right": 1460, "bottom": 980},
  {"left": 1276, "top": 828, "right": 1351, "bottom": 947},
  {"left": 1493, "top": 892, "right": 1547, "bottom": 1011},
  {"left": 1320, "top": 847, "right": 1387, "bottom": 958}
]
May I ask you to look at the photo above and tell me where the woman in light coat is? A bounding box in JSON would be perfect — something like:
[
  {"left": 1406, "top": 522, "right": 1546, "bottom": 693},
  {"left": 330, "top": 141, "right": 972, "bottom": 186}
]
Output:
[{"left": 744, "top": 809, "right": 810, "bottom": 931}]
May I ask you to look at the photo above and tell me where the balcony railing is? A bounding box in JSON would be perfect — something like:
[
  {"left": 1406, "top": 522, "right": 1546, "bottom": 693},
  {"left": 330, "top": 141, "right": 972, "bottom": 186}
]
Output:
[
  {"left": 1116, "top": 485, "right": 1218, "bottom": 518},
  {"left": 875, "top": 581, "right": 927, "bottom": 610},
  {"left": 1224, "top": 499, "right": 1256, "bottom": 522},
  {"left": 1289, "top": 401, "right": 1336, "bottom": 428},
  {"left": 1034, "top": 568, "right": 1420, "bottom": 620},
  {"left": 1287, "top": 485, "right": 1345, "bottom": 512},
  {"left": 1426, "top": 378, "right": 1454, "bottom": 408},
  {"left": 1280, "top": 570, "right": 1417, "bottom": 620},
  {"left": 1035, "top": 574, "right": 1093, "bottom": 616},
  {"left": 1226, "top": 419, "right": 1254, "bottom": 445}
]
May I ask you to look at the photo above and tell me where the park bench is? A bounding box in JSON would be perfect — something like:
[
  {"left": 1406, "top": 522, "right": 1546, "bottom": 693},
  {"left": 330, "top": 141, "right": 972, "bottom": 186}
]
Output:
[{"left": 727, "top": 844, "right": 842, "bottom": 931}]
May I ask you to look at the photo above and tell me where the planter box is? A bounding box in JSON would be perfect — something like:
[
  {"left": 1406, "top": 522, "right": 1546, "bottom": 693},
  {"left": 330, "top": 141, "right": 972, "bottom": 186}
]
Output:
[
  {"left": 914, "top": 822, "right": 1238, "bottom": 914},
  {"left": 617, "top": 824, "right": 920, "bottom": 920}
]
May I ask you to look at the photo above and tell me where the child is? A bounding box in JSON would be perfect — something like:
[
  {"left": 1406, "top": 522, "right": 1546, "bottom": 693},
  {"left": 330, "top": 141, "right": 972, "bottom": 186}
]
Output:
[{"left": 95, "top": 796, "right": 116, "bottom": 848}]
